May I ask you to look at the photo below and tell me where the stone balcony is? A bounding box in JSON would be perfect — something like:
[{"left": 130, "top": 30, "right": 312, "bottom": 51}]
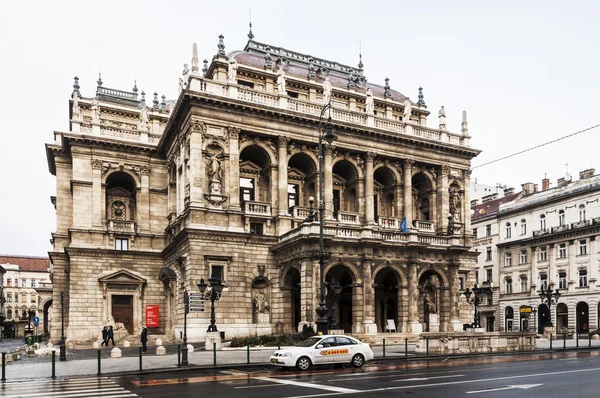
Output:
[
  {"left": 376, "top": 216, "right": 400, "bottom": 228},
  {"left": 335, "top": 211, "right": 360, "bottom": 225},
  {"left": 290, "top": 206, "right": 312, "bottom": 220},
  {"left": 106, "top": 220, "right": 136, "bottom": 234},
  {"left": 413, "top": 220, "right": 435, "bottom": 233},
  {"left": 243, "top": 201, "right": 271, "bottom": 217}
]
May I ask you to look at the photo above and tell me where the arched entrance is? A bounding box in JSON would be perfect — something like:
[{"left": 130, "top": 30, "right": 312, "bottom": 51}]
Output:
[
  {"left": 538, "top": 304, "right": 550, "bottom": 333},
  {"left": 283, "top": 267, "right": 301, "bottom": 332},
  {"left": 325, "top": 264, "right": 354, "bottom": 333},
  {"left": 505, "top": 306, "right": 514, "bottom": 331},
  {"left": 374, "top": 268, "right": 400, "bottom": 332},
  {"left": 43, "top": 299, "right": 53, "bottom": 335},
  {"left": 556, "top": 303, "right": 568, "bottom": 333},
  {"left": 418, "top": 271, "right": 442, "bottom": 332},
  {"left": 576, "top": 302, "right": 589, "bottom": 333}
]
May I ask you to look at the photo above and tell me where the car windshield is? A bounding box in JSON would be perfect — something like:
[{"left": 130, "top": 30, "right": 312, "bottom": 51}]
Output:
[{"left": 295, "top": 337, "right": 322, "bottom": 347}]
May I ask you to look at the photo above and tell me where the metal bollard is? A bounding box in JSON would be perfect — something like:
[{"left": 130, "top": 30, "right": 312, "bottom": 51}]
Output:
[
  {"left": 97, "top": 349, "right": 101, "bottom": 376},
  {"left": 213, "top": 342, "right": 217, "bottom": 366},
  {"left": 177, "top": 344, "right": 181, "bottom": 368},
  {"left": 51, "top": 351, "right": 56, "bottom": 379},
  {"left": 2, "top": 352, "right": 6, "bottom": 382},
  {"left": 576, "top": 332, "right": 579, "bottom": 348},
  {"left": 139, "top": 347, "right": 143, "bottom": 370},
  {"left": 426, "top": 337, "right": 429, "bottom": 356},
  {"left": 405, "top": 338, "right": 408, "bottom": 358},
  {"left": 277, "top": 341, "right": 281, "bottom": 351},
  {"left": 383, "top": 338, "right": 386, "bottom": 358},
  {"left": 563, "top": 332, "right": 566, "bottom": 348},
  {"left": 589, "top": 334, "right": 592, "bottom": 347},
  {"left": 247, "top": 343, "right": 250, "bottom": 364}
]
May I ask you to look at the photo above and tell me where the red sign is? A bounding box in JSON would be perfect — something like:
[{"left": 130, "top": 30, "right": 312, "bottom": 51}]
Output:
[{"left": 146, "top": 305, "right": 160, "bottom": 327}]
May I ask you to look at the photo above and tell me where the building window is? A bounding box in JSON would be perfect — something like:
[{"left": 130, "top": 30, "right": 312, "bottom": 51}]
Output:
[
  {"left": 486, "top": 224, "right": 492, "bottom": 237},
  {"left": 579, "top": 204, "right": 586, "bottom": 222},
  {"left": 486, "top": 269, "right": 493, "bottom": 283},
  {"left": 237, "top": 80, "right": 255, "bottom": 89},
  {"left": 240, "top": 177, "right": 255, "bottom": 202},
  {"left": 521, "top": 277, "right": 528, "bottom": 293},
  {"left": 559, "top": 272, "right": 567, "bottom": 289},
  {"left": 539, "top": 247, "right": 547, "bottom": 261},
  {"left": 540, "top": 214, "right": 546, "bottom": 230},
  {"left": 520, "top": 250, "right": 527, "bottom": 264},
  {"left": 520, "top": 219, "right": 527, "bottom": 235},
  {"left": 579, "top": 240, "right": 587, "bottom": 255},
  {"left": 115, "top": 238, "right": 129, "bottom": 251},
  {"left": 210, "top": 264, "right": 224, "bottom": 282},
  {"left": 7, "top": 310, "right": 12, "bottom": 319},
  {"left": 31, "top": 280, "right": 36, "bottom": 288},
  {"left": 558, "top": 243, "right": 567, "bottom": 258},
  {"left": 558, "top": 210, "right": 565, "bottom": 226},
  {"left": 7, "top": 293, "right": 12, "bottom": 303},
  {"left": 287, "top": 184, "right": 299, "bottom": 208},
  {"left": 473, "top": 228, "right": 478, "bottom": 239},
  {"left": 458, "top": 276, "right": 465, "bottom": 291},
  {"left": 250, "top": 222, "right": 264, "bottom": 235},
  {"left": 6, "top": 279, "right": 11, "bottom": 287},
  {"left": 540, "top": 274, "right": 548, "bottom": 290},
  {"left": 21, "top": 279, "right": 26, "bottom": 287},
  {"left": 14, "top": 293, "right": 18, "bottom": 302},
  {"left": 486, "top": 246, "right": 492, "bottom": 261},
  {"left": 504, "top": 252, "right": 512, "bottom": 267},
  {"left": 21, "top": 295, "right": 26, "bottom": 304},
  {"left": 505, "top": 278, "right": 513, "bottom": 294},
  {"left": 505, "top": 223, "right": 512, "bottom": 238},
  {"left": 579, "top": 270, "right": 588, "bottom": 287}
]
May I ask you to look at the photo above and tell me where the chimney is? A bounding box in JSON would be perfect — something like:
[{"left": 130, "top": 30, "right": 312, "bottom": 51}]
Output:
[
  {"left": 542, "top": 177, "right": 550, "bottom": 190},
  {"left": 471, "top": 199, "right": 480, "bottom": 206},
  {"left": 521, "top": 182, "right": 535, "bottom": 195},
  {"left": 482, "top": 193, "right": 499, "bottom": 203},
  {"left": 557, "top": 177, "right": 569, "bottom": 187},
  {"left": 534, "top": 184, "right": 539, "bottom": 193},
  {"left": 503, "top": 187, "right": 515, "bottom": 195},
  {"left": 579, "top": 168, "right": 595, "bottom": 180}
]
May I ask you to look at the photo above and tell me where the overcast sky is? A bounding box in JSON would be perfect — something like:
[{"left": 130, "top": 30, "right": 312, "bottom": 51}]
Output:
[{"left": 1, "top": 0, "right": 598, "bottom": 256}]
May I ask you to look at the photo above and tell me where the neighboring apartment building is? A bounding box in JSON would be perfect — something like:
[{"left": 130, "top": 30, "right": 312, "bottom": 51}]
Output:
[
  {"left": 472, "top": 170, "right": 600, "bottom": 334},
  {"left": 0, "top": 255, "right": 53, "bottom": 335},
  {"left": 45, "top": 31, "right": 480, "bottom": 343}
]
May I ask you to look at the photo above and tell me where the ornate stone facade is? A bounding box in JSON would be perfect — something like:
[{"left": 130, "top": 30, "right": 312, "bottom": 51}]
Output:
[{"left": 46, "top": 36, "right": 480, "bottom": 343}]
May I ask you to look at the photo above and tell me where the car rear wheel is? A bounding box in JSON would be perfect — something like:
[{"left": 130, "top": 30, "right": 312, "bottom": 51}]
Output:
[
  {"left": 296, "top": 356, "right": 312, "bottom": 371},
  {"left": 351, "top": 353, "right": 365, "bottom": 368}
]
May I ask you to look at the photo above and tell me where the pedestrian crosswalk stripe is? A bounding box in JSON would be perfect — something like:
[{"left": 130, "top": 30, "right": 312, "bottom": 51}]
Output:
[{"left": 0, "top": 376, "right": 138, "bottom": 398}]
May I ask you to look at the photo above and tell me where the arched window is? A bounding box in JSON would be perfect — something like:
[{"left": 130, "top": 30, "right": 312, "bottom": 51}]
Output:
[
  {"left": 540, "top": 214, "right": 546, "bottom": 230},
  {"left": 505, "top": 222, "right": 512, "bottom": 238},
  {"left": 579, "top": 204, "right": 586, "bottom": 222},
  {"left": 558, "top": 210, "right": 565, "bottom": 226},
  {"left": 520, "top": 219, "right": 527, "bottom": 235},
  {"left": 7, "top": 309, "right": 12, "bottom": 319}
]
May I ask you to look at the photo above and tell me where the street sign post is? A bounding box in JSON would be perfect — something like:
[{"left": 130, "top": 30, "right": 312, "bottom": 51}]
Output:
[{"left": 188, "top": 293, "right": 205, "bottom": 312}]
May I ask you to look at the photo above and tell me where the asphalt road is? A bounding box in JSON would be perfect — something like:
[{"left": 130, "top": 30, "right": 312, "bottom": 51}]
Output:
[{"left": 3, "top": 350, "right": 600, "bottom": 397}]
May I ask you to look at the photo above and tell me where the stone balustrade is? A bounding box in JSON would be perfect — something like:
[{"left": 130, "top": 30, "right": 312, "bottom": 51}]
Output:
[
  {"left": 290, "top": 206, "right": 312, "bottom": 220},
  {"left": 107, "top": 220, "right": 136, "bottom": 233},
  {"left": 413, "top": 220, "right": 435, "bottom": 232},
  {"left": 243, "top": 201, "right": 271, "bottom": 216},
  {"left": 336, "top": 211, "right": 360, "bottom": 224},
  {"left": 376, "top": 216, "right": 399, "bottom": 228}
]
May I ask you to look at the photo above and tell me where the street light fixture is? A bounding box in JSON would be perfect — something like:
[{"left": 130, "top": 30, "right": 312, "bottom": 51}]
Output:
[
  {"left": 327, "top": 278, "right": 343, "bottom": 330},
  {"left": 59, "top": 291, "right": 66, "bottom": 361},
  {"left": 538, "top": 286, "right": 561, "bottom": 327},
  {"left": 197, "top": 276, "right": 224, "bottom": 333},
  {"left": 463, "top": 283, "right": 492, "bottom": 329},
  {"left": 314, "top": 102, "right": 337, "bottom": 335},
  {"left": 181, "top": 290, "right": 189, "bottom": 366}
]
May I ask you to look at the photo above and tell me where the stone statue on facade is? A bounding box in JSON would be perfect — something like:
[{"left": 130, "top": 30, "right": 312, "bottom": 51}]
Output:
[
  {"left": 179, "top": 63, "right": 191, "bottom": 92},
  {"left": 139, "top": 104, "right": 149, "bottom": 131},
  {"left": 424, "top": 294, "right": 436, "bottom": 314},
  {"left": 276, "top": 67, "right": 286, "bottom": 95},
  {"left": 365, "top": 88, "right": 374, "bottom": 115},
  {"left": 403, "top": 98, "right": 412, "bottom": 122},
  {"left": 449, "top": 188, "right": 461, "bottom": 222},
  {"left": 438, "top": 106, "right": 447, "bottom": 130},
  {"left": 323, "top": 76, "right": 332, "bottom": 104},
  {"left": 209, "top": 155, "right": 221, "bottom": 182},
  {"left": 227, "top": 58, "right": 238, "bottom": 82},
  {"left": 91, "top": 99, "right": 101, "bottom": 123},
  {"left": 254, "top": 290, "right": 269, "bottom": 313}
]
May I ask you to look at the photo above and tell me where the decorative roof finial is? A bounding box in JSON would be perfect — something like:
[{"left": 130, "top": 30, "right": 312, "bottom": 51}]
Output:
[
  {"left": 461, "top": 110, "right": 468, "bottom": 135},
  {"left": 133, "top": 79, "right": 138, "bottom": 93},
  {"left": 417, "top": 86, "right": 425, "bottom": 105},
  {"left": 358, "top": 41, "right": 364, "bottom": 72},
  {"left": 202, "top": 59, "right": 208, "bottom": 75},
  {"left": 97, "top": 72, "right": 103, "bottom": 86},
  {"left": 383, "top": 77, "right": 392, "bottom": 98},
  {"left": 192, "top": 43, "right": 199, "bottom": 72},
  {"left": 72, "top": 76, "right": 81, "bottom": 97},
  {"left": 140, "top": 91, "right": 146, "bottom": 104},
  {"left": 161, "top": 95, "right": 167, "bottom": 108},
  {"left": 217, "top": 34, "right": 226, "bottom": 56},
  {"left": 264, "top": 47, "right": 273, "bottom": 70},
  {"left": 153, "top": 92, "right": 159, "bottom": 109},
  {"left": 248, "top": 7, "right": 254, "bottom": 40}
]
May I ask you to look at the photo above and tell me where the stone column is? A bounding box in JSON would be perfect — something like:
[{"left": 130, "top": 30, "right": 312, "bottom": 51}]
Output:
[
  {"left": 361, "top": 258, "right": 377, "bottom": 334},
  {"left": 189, "top": 121, "right": 204, "bottom": 206},
  {"left": 448, "top": 264, "right": 463, "bottom": 331},
  {"left": 228, "top": 127, "right": 241, "bottom": 211},
  {"left": 462, "top": 169, "right": 472, "bottom": 239},
  {"left": 140, "top": 166, "right": 150, "bottom": 232},
  {"left": 438, "top": 165, "right": 450, "bottom": 234},
  {"left": 408, "top": 262, "right": 422, "bottom": 333},
  {"left": 323, "top": 145, "right": 334, "bottom": 219},
  {"left": 403, "top": 160, "right": 414, "bottom": 227},
  {"left": 91, "top": 160, "right": 103, "bottom": 228},
  {"left": 299, "top": 258, "right": 315, "bottom": 331},
  {"left": 365, "top": 153, "right": 375, "bottom": 224},
  {"left": 277, "top": 136, "right": 290, "bottom": 216}
]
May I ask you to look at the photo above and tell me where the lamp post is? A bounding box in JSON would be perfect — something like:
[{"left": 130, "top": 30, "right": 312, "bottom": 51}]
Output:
[
  {"left": 197, "top": 276, "right": 224, "bottom": 332},
  {"left": 463, "top": 283, "right": 492, "bottom": 329},
  {"left": 315, "top": 102, "right": 338, "bottom": 335},
  {"left": 532, "top": 307, "right": 538, "bottom": 333},
  {"left": 59, "top": 291, "right": 66, "bottom": 361},
  {"left": 538, "top": 285, "right": 561, "bottom": 327},
  {"left": 181, "top": 290, "right": 189, "bottom": 366},
  {"left": 327, "top": 278, "right": 343, "bottom": 330}
]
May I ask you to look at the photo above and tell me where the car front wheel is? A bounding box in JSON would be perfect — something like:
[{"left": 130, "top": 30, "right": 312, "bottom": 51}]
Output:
[
  {"left": 351, "top": 353, "right": 365, "bottom": 368},
  {"left": 296, "top": 356, "right": 312, "bottom": 371}
]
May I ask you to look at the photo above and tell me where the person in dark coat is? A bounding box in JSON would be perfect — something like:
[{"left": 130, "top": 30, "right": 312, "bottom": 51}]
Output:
[
  {"left": 101, "top": 326, "right": 108, "bottom": 346},
  {"left": 141, "top": 326, "right": 148, "bottom": 353},
  {"left": 107, "top": 326, "right": 115, "bottom": 346}
]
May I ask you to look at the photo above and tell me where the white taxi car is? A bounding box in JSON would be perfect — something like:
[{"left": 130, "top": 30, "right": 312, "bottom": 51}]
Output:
[{"left": 270, "top": 334, "right": 374, "bottom": 371}]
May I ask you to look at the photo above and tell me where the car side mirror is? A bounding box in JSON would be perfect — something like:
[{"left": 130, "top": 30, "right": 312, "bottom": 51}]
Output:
[{"left": 316, "top": 344, "right": 323, "bottom": 349}]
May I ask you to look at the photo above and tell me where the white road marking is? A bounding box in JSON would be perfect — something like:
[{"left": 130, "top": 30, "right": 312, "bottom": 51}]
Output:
[
  {"left": 394, "top": 374, "right": 465, "bottom": 382},
  {"left": 1, "top": 377, "right": 138, "bottom": 398},
  {"left": 466, "top": 383, "right": 543, "bottom": 393},
  {"left": 257, "top": 376, "right": 360, "bottom": 394}
]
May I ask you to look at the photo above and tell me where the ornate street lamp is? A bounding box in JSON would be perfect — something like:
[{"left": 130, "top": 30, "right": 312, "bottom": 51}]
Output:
[
  {"left": 181, "top": 290, "right": 190, "bottom": 366},
  {"left": 59, "top": 291, "right": 66, "bottom": 361},
  {"left": 538, "top": 286, "right": 561, "bottom": 327},
  {"left": 327, "top": 278, "right": 343, "bottom": 330},
  {"left": 198, "top": 276, "right": 224, "bottom": 333},
  {"left": 463, "top": 283, "right": 492, "bottom": 329},
  {"left": 315, "top": 102, "right": 337, "bottom": 335}
]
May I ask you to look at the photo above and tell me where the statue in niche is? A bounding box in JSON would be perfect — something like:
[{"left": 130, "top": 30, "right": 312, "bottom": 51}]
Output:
[
  {"left": 227, "top": 58, "right": 238, "bottom": 82},
  {"left": 424, "top": 294, "right": 436, "bottom": 314},
  {"left": 276, "top": 67, "right": 286, "bottom": 95},
  {"left": 139, "top": 104, "right": 149, "bottom": 131},
  {"left": 365, "top": 88, "right": 374, "bottom": 115},
  {"left": 254, "top": 290, "right": 269, "bottom": 313},
  {"left": 323, "top": 76, "right": 332, "bottom": 104},
  {"left": 91, "top": 99, "right": 101, "bottom": 123},
  {"left": 403, "top": 98, "right": 412, "bottom": 122},
  {"left": 209, "top": 155, "right": 221, "bottom": 182},
  {"left": 449, "top": 188, "right": 461, "bottom": 222}
]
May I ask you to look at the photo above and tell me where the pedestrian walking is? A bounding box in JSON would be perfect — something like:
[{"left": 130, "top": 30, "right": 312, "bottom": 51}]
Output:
[
  {"left": 107, "top": 325, "right": 115, "bottom": 346},
  {"left": 101, "top": 326, "right": 108, "bottom": 346},
  {"left": 141, "top": 326, "right": 148, "bottom": 353}
]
